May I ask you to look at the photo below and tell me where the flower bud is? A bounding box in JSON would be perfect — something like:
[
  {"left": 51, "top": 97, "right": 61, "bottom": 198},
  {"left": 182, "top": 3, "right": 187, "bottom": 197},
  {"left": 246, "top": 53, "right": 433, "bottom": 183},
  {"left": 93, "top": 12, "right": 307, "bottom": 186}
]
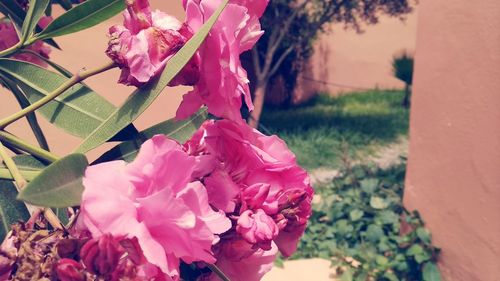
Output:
[
  {"left": 55, "top": 258, "right": 85, "bottom": 281},
  {"left": 80, "top": 234, "right": 123, "bottom": 276}
]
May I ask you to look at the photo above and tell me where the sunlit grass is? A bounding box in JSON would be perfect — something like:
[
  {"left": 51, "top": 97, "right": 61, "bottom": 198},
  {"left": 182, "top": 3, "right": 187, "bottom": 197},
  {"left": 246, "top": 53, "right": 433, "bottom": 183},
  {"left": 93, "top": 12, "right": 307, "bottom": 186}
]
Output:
[{"left": 260, "top": 90, "right": 409, "bottom": 170}]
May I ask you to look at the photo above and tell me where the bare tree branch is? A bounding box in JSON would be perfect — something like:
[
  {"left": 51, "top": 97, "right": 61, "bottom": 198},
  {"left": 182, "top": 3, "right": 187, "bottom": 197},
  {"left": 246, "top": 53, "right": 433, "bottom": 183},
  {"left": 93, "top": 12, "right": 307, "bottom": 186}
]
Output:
[{"left": 268, "top": 46, "right": 294, "bottom": 77}]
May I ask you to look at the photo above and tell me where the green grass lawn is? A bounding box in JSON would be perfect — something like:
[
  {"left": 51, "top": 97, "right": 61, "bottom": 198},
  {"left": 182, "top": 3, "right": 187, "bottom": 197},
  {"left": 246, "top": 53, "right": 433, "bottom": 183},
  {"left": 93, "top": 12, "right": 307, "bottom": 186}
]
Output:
[{"left": 260, "top": 90, "right": 410, "bottom": 170}]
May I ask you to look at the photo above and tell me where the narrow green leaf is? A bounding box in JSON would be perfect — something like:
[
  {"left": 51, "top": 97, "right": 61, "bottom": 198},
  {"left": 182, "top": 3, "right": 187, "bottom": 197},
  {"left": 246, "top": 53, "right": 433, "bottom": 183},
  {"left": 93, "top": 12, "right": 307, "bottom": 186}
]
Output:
[
  {"left": 55, "top": 0, "right": 73, "bottom": 10},
  {"left": 76, "top": 0, "right": 229, "bottom": 153},
  {"left": 0, "top": 0, "right": 59, "bottom": 49},
  {"left": 94, "top": 109, "right": 208, "bottom": 163},
  {"left": 35, "top": 0, "right": 125, "bottom": 40},
  {"left": 0, "top": 75, "right": 49, "bottom": 150},
  {"left": 21, "top": 0, "right": 51, "bottom": 43},
  {"left": 422, "top": 262, "right": 442, "bottom": 281},
  {"left": 0, "top": 155, "right": 45, "bottom": 181},
  {"left": 0, "top": 59, "right": 138, "bottom": 140},
  {"left": 0, "top": 180, "right": 30, "bottom": 239},
  {"left": 0, "top": 0, "right": 25, "bottom": 27},
  {"left": 18, "top": 154, "right": 88, "bottom": 208}
]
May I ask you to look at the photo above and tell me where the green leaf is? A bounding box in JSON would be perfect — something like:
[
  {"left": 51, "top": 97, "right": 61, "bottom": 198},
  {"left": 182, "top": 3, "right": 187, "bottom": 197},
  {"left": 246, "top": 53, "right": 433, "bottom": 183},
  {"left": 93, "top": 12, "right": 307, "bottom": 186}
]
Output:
[
  {"left": 0, "top": 180, "right": 30, "bottom": 239},
  {"left": 94, "top": 109, "right": 208, "bottom": 163},
  {"left": 0, "top": 59, "right": 137, "bottom": 140},
  {"left": 0, "top": 155, "right": 44, "bottom": 182},
  {"left": 0, "top": 0, "right": 25, "bottom": 27},
  {"left": 55, "top": 0, "right": 73, "bottom": 10},
  {"left": 370, "top": 196, "right": 389, "bottom": 209},
  {"left": 349, "top": 209, "right": 364, "bottom": 221},
  {"left": 75, "top": 0, "right": 230, "bottom": 153},
  {"left": 415, "top": 251, "right": 431, "bottom": 264},
  {"left": 360, "top": 178, "right": 378, "bottom": 194},
  {"left": 18, "top": 154, "right": 88, "bottom": 208},
  {"left": 365, "top": 224, "right": 384, "bottom": 242},
  {"left": 0, "top": 0, "right": 59, "bottom": 49},
  {"left": 416, "top": 227, "right": 432, "bottom": 244},
  {"left": 21, "top": 0, "right": 51, "bottom": 43},
  {"left": 0, "top": 75, "right": 49, "bottom": 150},
  {"left": 406, "top": 244, "right": 424, "bottom": 256},
  {"left": 422, "top": 262, "right": 441, "bottom": 281},
  {"left": 35, "top": 0, "right": 125, "bottom": 40}
]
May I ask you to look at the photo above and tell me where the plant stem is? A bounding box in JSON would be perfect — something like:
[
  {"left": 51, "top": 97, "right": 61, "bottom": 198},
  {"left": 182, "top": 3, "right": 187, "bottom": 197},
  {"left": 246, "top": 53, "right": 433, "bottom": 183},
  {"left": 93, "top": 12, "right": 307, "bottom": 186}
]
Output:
[
  {"left": 0, "top": 131, "right": 59, "bottom": 163},
  {"left": 0, "top": 168, "right": 40, "bottom": 181},
  {"left": 0, "top": 42, "right": 22, "bottom": 58},
  {"left": 207, "top": 264, "right": 231, "bottom": 281},
  {"left": 0, "top": 142, "right": 27, "bottom": 189},
  {"left": 0, "top": 141, "right": 62, "bottom": 229},
  {"left": 0, "top": 61, "right": 117, "bottom": 129}
]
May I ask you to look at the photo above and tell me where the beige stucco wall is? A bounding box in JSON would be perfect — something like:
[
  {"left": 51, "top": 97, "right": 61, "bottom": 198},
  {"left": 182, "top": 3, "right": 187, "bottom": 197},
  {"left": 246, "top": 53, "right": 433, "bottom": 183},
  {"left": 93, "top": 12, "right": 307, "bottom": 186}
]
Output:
[
  {"left": 404, "top": 1, "right": 500, "bottom": 280},
  {"left": 294, "top": 10, "right": 418, "bottom": 102}
]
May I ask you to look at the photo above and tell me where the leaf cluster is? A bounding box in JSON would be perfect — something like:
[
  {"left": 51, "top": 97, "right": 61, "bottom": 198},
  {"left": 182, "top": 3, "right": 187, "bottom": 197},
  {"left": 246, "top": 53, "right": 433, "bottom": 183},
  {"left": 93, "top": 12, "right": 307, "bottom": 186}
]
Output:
[
  {"left": 392, "top": 51, "right": 414, "bottom": 85},
  {"left": 294, "top": 162, "right": 441, "bottom": 281}
]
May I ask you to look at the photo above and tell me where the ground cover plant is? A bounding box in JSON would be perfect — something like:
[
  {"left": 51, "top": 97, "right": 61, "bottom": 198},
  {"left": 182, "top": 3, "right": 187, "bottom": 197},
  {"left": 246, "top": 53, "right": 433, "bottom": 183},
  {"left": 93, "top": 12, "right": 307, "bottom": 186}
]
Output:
[
  {"left": 292, "top": 162, "right": 442, "bottom": 281},
  {"left": 260, "top": 90, "right": 410, "bottom": 170}
]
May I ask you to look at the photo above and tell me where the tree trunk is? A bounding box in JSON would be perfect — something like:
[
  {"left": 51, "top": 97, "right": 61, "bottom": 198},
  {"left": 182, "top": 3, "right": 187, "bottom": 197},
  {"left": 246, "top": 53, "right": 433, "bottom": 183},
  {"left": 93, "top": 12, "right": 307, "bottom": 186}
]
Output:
[
  {"left": 248, "top": 81, "right": 268, "bottom": 128},
  {"left": 402, "top": 84, "right": 411, "bottom": 108}
]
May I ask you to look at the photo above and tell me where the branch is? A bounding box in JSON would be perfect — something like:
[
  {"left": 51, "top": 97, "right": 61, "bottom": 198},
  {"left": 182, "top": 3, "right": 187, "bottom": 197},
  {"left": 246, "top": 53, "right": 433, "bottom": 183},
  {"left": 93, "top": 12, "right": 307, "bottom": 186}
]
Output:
[
  {"left": 251, "top": 46, "right": 262, "bottom": 78},
  {"left": 268, "top": 45, "right": 294, "bottom": 77},
  {"left": 262, "top": 7, "right": 301, "bottom": 77}
]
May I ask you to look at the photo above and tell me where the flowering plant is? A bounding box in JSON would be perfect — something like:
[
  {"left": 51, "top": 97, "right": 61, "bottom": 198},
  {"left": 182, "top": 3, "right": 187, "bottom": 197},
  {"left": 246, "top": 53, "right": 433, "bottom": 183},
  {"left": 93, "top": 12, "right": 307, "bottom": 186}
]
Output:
[{"left": 0, "top": 0, "right": 313, "bottom": 280}]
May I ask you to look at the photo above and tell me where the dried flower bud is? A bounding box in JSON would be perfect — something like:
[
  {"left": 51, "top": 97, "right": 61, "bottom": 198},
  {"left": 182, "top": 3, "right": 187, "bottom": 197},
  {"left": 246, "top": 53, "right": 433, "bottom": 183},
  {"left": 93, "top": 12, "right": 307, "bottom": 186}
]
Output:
[
  {"left": 55, "top": 258, "right": 85, "bottom": 281},
  {"left": 80, "top": 234, "right": 123, "bottom": 276}
]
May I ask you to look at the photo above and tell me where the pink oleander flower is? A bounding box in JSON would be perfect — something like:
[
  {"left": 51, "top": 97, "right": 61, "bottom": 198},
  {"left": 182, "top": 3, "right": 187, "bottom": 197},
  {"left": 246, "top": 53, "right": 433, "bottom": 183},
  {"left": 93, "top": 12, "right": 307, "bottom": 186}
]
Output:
[
  {"left": 56, "top": 259, "right": 85, "bottom": 281},
  {"left": 201, "top": 239, "right": 278, "bottom": 281},
  {"left": 184, "top": 119, "right": 313, "bottom": 259},
  {"left": 78, "top": 135, "right": 231, "bottom": 280},
  {"left": 106, "top": 0, "right": 200, "bottom": 87},
  {"left": 176, "top": 0, "right": 269, "bottom": 122},
  {"left": 80, "top": 234, "right": 124, "bottom": 276},
  {"left": 0, "top": 18, "right": 51, "bottom": 67}
]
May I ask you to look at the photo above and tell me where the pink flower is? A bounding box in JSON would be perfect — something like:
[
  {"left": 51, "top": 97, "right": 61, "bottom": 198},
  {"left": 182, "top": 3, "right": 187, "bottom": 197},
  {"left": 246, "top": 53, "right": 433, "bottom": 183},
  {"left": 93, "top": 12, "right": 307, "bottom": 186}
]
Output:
[
  {"left": 236, "top": 209, "right": 279, "bottom": 250},
  {"left": 185, "top": 120, "right": 313, "bottom": 257},
  {"left": 55, "top": 259, "right": 85, "bottom": 281},
  {"left": 78, "top": 135, "right": 231, "bottom": 280},
  {"left": 80, "top": 234, "right": 124, "bottom": 276},
  {"left": 106, "top": 0, "right": 199, "bottom": 87},
  {"left": 202, "top": 239, "right": 277, "bottom": 281},
  {"left": 0, "top": 19, "right": 51, "bottom": 67},
  {"left": 176, "top": 0, "right": 268, "bottom": 122}
]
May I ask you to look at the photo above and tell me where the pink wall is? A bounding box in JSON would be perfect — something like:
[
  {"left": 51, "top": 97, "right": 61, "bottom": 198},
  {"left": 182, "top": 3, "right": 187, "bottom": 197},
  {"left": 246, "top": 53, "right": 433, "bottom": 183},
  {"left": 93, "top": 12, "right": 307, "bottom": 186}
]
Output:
[
  {"left": 294, "top": 11, "right": 417, "bottom": 102},
  {"left": 404, "top": 0, "right": 500, "bottom": 280}
]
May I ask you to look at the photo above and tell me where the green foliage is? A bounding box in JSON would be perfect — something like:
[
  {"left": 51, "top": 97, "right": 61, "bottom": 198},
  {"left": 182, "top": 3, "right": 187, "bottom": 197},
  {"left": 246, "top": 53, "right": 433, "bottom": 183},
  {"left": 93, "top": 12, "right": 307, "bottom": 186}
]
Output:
[
  {"left": 94, "top": 109, "right": 208, "bottom": 163},
  {"left": 261, "top": 90, "right": 409, "bottom": 169},
  {"left": 18, "top": 154, "right": 88, "bottom": 208},
  {"left": 75, "top": 0, "right": 229, "bottom": 153},
  {"left": 0, "top": 59, "right": 137, "bottom": 140},
  {"left": 20, "top": 0, "right": 50, "bottom": 43},
  {"left": 392, "top": 51, "right": 414, "bottom": 86},
  {"left": 294, "top": 163, "right": 441, "bottom": 280},
  {"left": 34, "top": 0, "right": 125, "bottom": 40},
  {"left": 0, "top": 180, "right": 30, "bottom": 239}
]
